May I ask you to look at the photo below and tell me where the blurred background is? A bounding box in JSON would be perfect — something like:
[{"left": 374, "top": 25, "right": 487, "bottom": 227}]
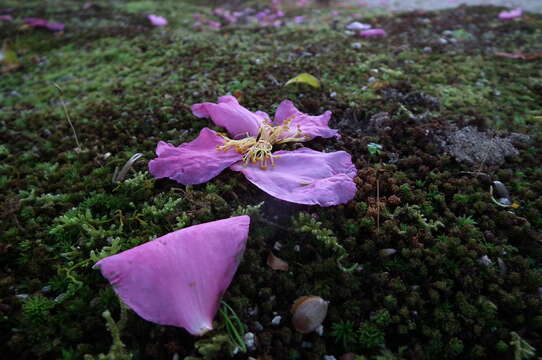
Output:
[{"left": 215, "top": 0, "right": 541, "bottom": 12}]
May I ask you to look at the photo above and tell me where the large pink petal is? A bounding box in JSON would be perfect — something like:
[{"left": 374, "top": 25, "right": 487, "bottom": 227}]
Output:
[
  {"left": 231, "top": 148, "right": 357, "bottom": 206},
  {"left": 148, "top": 128, "right": 242, "bottom": 185},
  {"left": 274, "top": 100, "right": 339, "bottom": 141},
  {"left": 95, "top": 216, "right": 250, "bottom": 335},
  {"left": 191, "top": 95, "right": 264, "bottom": 138}
]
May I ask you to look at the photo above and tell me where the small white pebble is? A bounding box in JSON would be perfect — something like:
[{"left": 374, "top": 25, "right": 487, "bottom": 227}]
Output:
[
  {"left": 438, "top": 37, "right": 448, "bottom": 44},
  {"left": 172, "top": 353, "right": 179, "bottom": 360},
  {"left": 294, "top": 245, "right": 300, "bottom": 252},
  {"left": 330, "top": 92, "right": 337, "bottom": 98},
  {"left": 351, "top": 42, "right": 362, "bottom": 49},
  {"left": 273, "top": 241, "right": 282, "bottom": 251},
  {"left": 271, "top": 315, "right": 282, "bottom": 325},
  {"left": 477, "top": 255, "right": 492, "bottom": 266},
  {"left": 315, "top": 324, "right": 324, "bottom": 336},
  {"left": 244, "top": 332, "right": 256, "bottom": 350},
  {"left": 16, "top": 294, "right": 29, "bottom": 300}
]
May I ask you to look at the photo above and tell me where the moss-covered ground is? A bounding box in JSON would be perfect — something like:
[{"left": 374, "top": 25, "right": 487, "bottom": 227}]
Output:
[{"left": 1, "top": 0, "right": 542, "bottom": 359}]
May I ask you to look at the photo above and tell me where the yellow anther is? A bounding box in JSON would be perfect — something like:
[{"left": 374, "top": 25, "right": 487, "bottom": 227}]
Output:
[{"left": 217, "top": 120, "right": 305, "bottom": 169}]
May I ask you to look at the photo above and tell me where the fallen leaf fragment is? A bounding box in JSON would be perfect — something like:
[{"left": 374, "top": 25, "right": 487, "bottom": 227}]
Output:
[
  {"left": 1, "top": 40, "right": 21, "bottom": 73},
  {"left": 284, "top": 73, "right": 321, "bottom": 88},
  {"left": 267, "top": 252, "right": 289, "bottom": 271}
]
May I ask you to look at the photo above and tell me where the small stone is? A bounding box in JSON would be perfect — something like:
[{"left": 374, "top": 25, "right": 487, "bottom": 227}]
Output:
[
  {"left": 273, "top": 241, "right": 282, "bottom": 251},
  {"left": 271, "top": 315, "right": 282, "bottom": 325},
  {"left": 497, "top": 258, "right": 507, "bottom": 276},
  {"left": 351, "top": 42, "right": 362, "bottom": 49},
  {"left": 294, "top": 245, "right": 300, "bottom": 252},
  {"left": 252, "top": 321, "right": 264, "bottom": 331},
  {"left": 477, "top": 255, "right": 492, "bottom": 266},
  {"left": 423, "top": 46, "right": 432, "bottom": 53},
  {"left": 15, "top": 294, "right": 29, "bottom": 300},
  {"left": 438, "top": 37, "right": 448, "bottom": 44},
  {"left": 248, "top": 306, "right": 258, "bottom": 316},
  {"left": 324, "top": 356, "right": 337, "bottom": 360},
  {"left": 379, "top": 248, "right": 397, "bottom": 257},
  {"left": 315, "top": 324, "right": 324, "bottom": 336},
  {"left": 330, "top": 92, "right": 337, "bottom": 98},
  {"left": 244, "top": 332, "right": 256, "bottom": 350}
]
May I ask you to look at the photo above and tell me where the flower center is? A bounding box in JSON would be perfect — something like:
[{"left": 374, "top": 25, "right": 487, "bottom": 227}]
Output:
[{"left": 217, "top": 118, "right": 305, "bottom": 170}]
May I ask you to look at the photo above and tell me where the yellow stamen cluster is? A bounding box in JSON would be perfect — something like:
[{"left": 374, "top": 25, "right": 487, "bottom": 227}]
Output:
[{"left": 217, "top": 118, "right": 306, "bottom": 170}]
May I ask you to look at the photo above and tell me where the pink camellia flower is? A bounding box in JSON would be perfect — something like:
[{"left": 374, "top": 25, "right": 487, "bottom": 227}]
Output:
[
  {"left": 24, "top": 17, "right": 64, "bottom": 31},
  {"left": 149, "top": 96, "right": 357, "bottom": 207},
  {"left": 498, "top": 8, "right": 522, "bottom": 20},
  {"left": 148, "top": 14, "right": 167, "bottom": 27},
  {"left": 95, "top": 216, "right": 250, "bottom": 336},
  {"left": 360, "top": 28, "right": 387, "bottom": 37}
]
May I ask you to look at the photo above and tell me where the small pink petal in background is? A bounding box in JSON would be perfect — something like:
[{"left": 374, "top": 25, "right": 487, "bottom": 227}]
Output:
[
  {"left": 231, "top": 148, "right": 357, "bottom": 206},
  {"left": 498, "top": 8, "right": 522, "bottom": 20},
  {"left": 95, "top": 216, "right": 250, "bottom": 336},
  {"left": 207, "top": 20, "right": 221, "bottom": 29},
  {"left": 24, "top": 17, "right": 48, "bottom": 27},
  {"left": 192, "top": 95, "right": 264, "bottom": 138},
  {"left": 0, "top": 15, "right": 13, "bottom": 21},
  {"left": 45, "top": 22, "right": 64, "bottom": 31},
  {"left": 148, "top": 14, "right": 168, "bottom": 27},
  {"left": 360, "top": 28, "right": 387, "bottom": 37},
  {"left": 24, "top": 18, "right": 64, "bottom": 31},
  {"left": 294, "top": 16, "right": 305, "bottom": 24},
  {"left": 148, "top": 128, "right": 242, "bottom": 185}
]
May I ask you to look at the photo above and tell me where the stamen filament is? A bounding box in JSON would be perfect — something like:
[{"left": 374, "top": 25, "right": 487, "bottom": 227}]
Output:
[{"left": 216, "top": 120, "right": 305, "bottom": 170}]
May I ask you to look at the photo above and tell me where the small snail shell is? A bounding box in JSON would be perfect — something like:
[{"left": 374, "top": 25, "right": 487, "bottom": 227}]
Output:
[
  {"left": 291, "top": 296, "right": 328, "bottom": 334},
  {"left": 493, "top": 181, "right": 512, "bottom": 205},
  {"left": 267, "top": 252, "right": 289, "bottom": 271}
]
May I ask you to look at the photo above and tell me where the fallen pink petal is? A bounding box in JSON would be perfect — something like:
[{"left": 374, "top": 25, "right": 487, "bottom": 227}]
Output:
[
  {"left": 498, "top": 8, "right": 522, "bottom": 20},
  {"left": 0, "top": 15, "right": 12, "bottom": 21},
  {"left": 231, "top": 148, "right": 357, "bottom": 206},
  {"left": 24, "top": 17, "right": 64, "bottom": 31},
  {"left": 148, "top": 14, "right": 168, "bottom": 27},
  {"left": 94, "top": 216, "right": 250, "bottom": 336},
  {"left": 360, "top": 28, "right": 387, "bottom": 37},
  {"left": 150, "top": 96, "right": 357, "bottom": 206}
]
